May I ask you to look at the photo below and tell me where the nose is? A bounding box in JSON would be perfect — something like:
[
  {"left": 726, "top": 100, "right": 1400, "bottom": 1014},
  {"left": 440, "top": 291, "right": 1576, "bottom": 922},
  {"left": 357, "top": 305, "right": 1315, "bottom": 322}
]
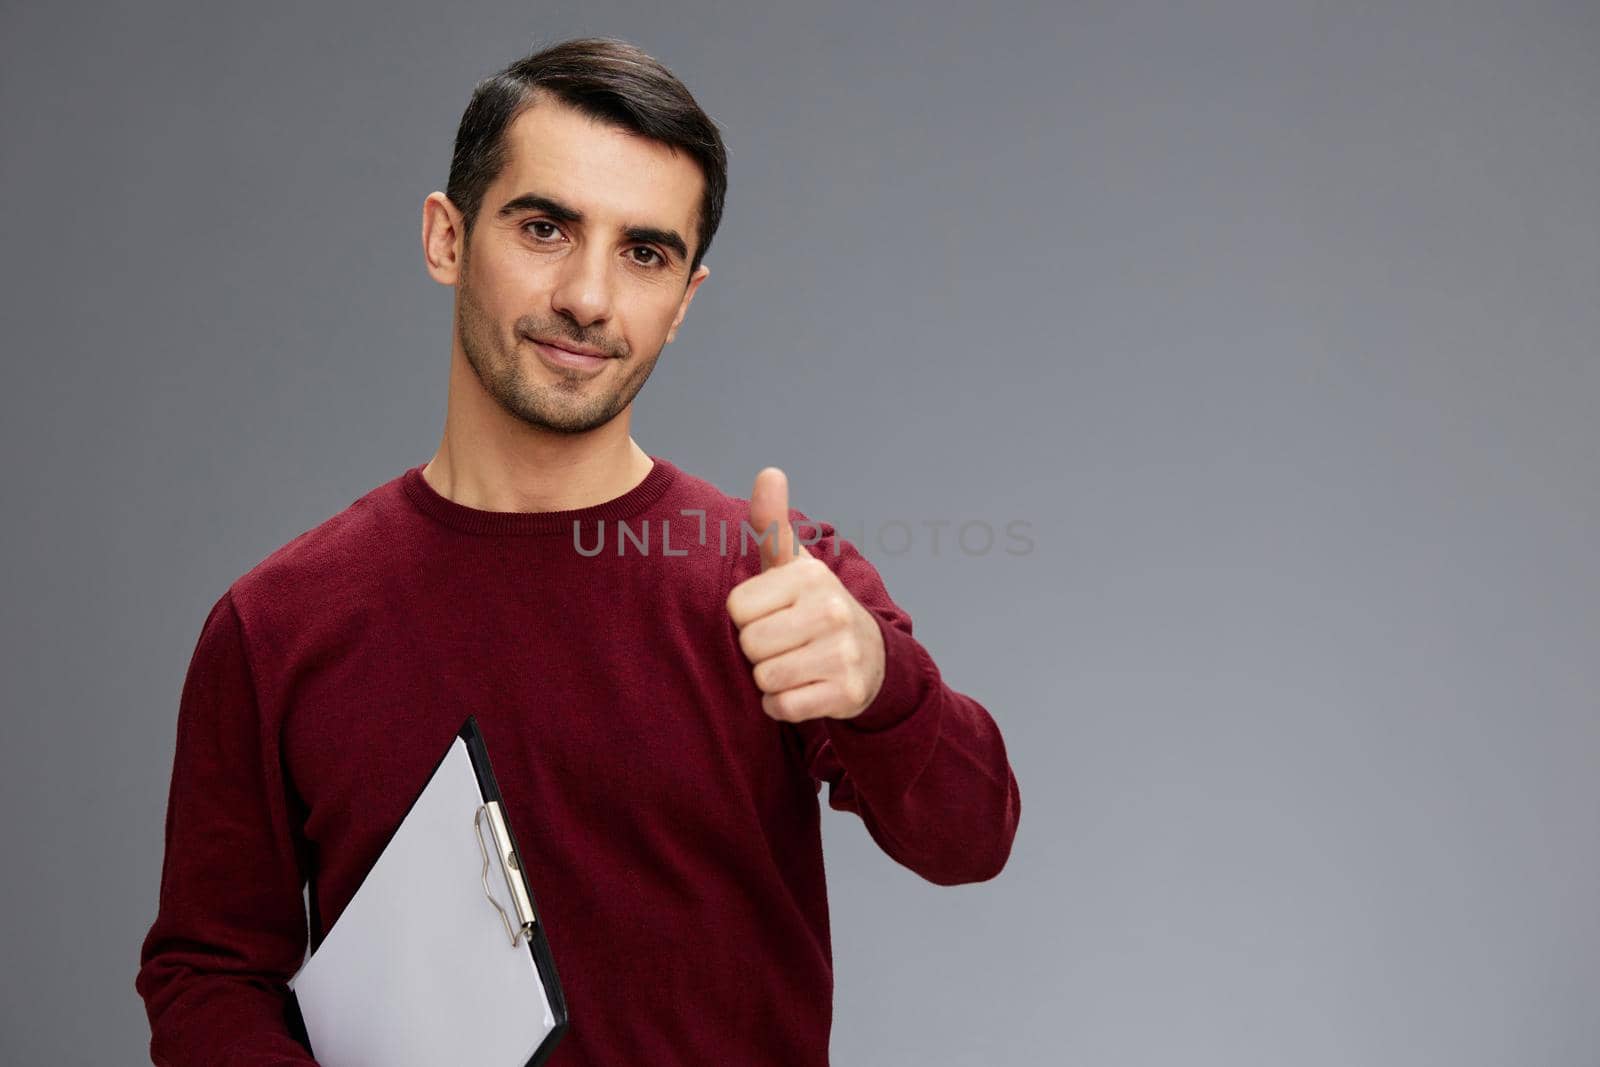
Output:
[{"left": 549, "top": 241, "right": 614, "bottom": 330}]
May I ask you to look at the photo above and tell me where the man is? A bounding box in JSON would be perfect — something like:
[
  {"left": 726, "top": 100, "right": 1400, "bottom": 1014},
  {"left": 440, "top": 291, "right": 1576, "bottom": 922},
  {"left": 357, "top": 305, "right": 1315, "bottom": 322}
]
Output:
[{"left": 135, "top": 36, "right": 1021, "bottom": 1066}]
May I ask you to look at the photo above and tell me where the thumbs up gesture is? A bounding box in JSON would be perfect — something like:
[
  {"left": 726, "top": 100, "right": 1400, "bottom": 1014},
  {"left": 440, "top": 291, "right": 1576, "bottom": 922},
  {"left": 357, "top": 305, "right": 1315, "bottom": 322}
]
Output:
[{"left": 726, "top": 467, "right": 886, "bottom": 722}]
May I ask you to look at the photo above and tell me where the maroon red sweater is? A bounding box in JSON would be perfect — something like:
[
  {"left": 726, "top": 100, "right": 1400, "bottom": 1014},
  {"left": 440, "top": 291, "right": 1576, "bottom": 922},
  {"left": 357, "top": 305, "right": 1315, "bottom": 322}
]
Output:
[{"left": 135, "top": 455, "right": 1021, "bottom": 1066}]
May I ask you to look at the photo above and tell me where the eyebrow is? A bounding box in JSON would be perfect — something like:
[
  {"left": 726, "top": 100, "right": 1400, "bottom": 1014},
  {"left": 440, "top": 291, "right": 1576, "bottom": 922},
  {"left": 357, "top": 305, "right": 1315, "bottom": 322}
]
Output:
[{"left": 495, "top": 192, "right": 690, "bottom": 264}]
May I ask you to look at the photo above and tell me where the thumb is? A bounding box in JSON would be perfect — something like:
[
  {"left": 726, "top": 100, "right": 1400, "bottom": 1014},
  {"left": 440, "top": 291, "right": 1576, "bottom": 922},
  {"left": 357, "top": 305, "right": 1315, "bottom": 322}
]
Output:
[{"left": 749, "top": 466, "right": 798, "bottom": 571}]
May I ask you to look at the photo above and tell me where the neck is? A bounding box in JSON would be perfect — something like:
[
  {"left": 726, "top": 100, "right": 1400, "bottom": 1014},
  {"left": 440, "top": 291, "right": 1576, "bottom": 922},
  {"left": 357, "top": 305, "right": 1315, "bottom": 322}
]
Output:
[
  {"left": 422, "top": 435, "right": 654, "bottom": 514},
  {"left": 423, "top": 371, "right": 653, "bottom": 514}
]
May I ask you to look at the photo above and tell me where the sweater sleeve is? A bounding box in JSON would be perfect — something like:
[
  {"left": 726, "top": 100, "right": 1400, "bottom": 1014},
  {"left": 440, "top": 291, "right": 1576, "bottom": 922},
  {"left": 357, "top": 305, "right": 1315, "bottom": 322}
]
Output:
[
  {"left": 781, "top": 513, "right": 1022, "bottom": 886},
  {"left": 134, "top": 590, "right": 319, "bottom": 1066}
]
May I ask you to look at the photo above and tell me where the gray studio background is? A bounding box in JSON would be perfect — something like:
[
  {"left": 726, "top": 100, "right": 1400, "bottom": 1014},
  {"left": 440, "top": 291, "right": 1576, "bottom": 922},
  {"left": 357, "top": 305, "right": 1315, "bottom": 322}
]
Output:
[{"left": 3, "top": 2, "right": 1597, "bottom": 1064}]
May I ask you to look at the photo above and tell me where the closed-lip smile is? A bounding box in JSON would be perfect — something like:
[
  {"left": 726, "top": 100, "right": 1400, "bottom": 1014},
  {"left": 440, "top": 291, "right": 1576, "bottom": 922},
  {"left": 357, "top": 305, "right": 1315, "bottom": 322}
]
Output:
[{"left": 531, "top": 336, "right": 611, "bottom": 358}]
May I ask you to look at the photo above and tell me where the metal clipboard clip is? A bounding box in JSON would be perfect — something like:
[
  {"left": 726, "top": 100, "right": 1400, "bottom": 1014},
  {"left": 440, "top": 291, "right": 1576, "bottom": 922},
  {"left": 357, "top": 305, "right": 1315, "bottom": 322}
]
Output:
[{"left": 474, "top": 801, "right": 537, "bottom": 948}]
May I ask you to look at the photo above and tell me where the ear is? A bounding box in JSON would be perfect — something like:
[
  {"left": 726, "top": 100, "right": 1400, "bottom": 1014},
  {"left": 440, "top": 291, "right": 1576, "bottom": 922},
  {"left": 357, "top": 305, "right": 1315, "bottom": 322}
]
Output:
[
  {"left": 664, "top": 264, "right": 711, "bottom": 345},
  {"left": 422, "top": 191, "right": 467, "bottom": 286}
]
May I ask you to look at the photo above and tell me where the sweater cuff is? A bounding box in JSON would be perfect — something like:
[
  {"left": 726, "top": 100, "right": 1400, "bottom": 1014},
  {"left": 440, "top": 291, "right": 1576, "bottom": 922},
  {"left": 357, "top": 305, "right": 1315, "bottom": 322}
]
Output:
[{"left": 835, "top": 611, "right": 934, "bottom": 733}]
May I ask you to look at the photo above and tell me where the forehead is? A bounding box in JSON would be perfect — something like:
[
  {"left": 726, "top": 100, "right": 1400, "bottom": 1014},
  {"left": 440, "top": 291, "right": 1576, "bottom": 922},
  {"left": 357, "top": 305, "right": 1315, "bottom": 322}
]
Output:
[{"left": 488, "top": 96, "right": 703, "bottom": 242}]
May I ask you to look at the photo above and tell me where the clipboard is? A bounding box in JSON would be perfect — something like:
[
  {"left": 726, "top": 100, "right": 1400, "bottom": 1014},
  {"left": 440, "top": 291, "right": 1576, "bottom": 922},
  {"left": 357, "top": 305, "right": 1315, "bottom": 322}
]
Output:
[{"left": 285, "top": 716, "right": 570, "bottom": 1065}]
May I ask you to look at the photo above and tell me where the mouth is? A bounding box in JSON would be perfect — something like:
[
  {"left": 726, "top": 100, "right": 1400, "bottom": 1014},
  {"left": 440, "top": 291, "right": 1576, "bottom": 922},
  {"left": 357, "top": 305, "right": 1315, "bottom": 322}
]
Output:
[{"left": 528, "top": 336, "right": 615, "bottom": 372}]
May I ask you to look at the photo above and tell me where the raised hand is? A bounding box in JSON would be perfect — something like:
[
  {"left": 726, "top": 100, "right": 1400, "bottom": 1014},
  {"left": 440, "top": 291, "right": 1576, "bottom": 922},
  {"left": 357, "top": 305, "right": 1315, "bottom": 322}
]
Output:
[{"left": 725, "top": 467, "right": 886, "bottom": 722}]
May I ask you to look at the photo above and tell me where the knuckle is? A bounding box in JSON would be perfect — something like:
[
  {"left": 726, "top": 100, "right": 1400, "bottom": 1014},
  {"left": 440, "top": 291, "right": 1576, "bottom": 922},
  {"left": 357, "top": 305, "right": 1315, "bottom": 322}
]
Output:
[
  {"left": 825, "top": 593, "right": 851, "bottom": 625},
  {"left": 753, "top": 661, "right": 776, "bottom": 692}
]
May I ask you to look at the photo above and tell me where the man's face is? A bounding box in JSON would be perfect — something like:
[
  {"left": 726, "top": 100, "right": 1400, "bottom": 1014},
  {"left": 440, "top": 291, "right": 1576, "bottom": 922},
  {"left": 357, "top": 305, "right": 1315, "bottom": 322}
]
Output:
[{"left": 451, "top": 97, "right": 710, "bottom": 434}]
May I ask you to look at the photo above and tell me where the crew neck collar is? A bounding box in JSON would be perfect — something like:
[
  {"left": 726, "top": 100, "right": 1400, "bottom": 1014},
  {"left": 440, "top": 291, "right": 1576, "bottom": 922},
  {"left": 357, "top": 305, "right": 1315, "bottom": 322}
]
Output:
[{"left": 401, "top": 455, "right": 679, "bottom": 536}]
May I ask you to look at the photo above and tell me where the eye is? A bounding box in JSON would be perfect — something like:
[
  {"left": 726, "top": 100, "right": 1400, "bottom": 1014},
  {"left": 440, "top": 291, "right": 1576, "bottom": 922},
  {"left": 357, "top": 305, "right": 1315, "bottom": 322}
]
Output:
[
  {"left": 524, "top": 220, "right": 563, "bottom": 241},
  {"left": 630, "top": 247, "right": 665, "bottom": 267}
]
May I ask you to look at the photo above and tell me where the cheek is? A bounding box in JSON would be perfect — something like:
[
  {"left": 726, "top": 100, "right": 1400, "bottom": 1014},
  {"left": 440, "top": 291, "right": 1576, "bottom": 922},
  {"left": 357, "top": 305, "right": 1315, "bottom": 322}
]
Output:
[
  {"left": 609, "top": 296, "right": 679, "bottom": 352},
  {"left": 642, "top": 294, "right": 687, "bottom": 337},
  {"left": 473, "top": 282, "right": 541, "bottom": 340},
  {"left": 466, "top": 293, "right": 516, "bottom": 347},
  {"left": 475, "top": 250, "right": 550, "bottom": 312}
]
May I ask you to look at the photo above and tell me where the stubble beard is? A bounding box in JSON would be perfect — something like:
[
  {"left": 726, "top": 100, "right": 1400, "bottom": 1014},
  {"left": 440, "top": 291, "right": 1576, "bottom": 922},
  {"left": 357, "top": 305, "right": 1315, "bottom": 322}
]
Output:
[{"left": 455, "top": 253, "right": 657, "bottom": 436}]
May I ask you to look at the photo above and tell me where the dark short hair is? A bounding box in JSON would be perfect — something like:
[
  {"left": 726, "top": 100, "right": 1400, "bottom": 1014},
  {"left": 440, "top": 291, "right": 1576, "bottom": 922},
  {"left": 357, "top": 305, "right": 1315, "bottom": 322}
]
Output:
[{"left": 446, "top": 36, "right": 728, "bottom": 279}]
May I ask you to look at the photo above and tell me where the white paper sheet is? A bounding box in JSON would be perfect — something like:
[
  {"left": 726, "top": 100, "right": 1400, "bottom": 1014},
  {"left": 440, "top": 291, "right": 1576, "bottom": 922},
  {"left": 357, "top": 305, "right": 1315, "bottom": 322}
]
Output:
[{"left": 288, "top": 737, "right": 556, "bottom": 1066}]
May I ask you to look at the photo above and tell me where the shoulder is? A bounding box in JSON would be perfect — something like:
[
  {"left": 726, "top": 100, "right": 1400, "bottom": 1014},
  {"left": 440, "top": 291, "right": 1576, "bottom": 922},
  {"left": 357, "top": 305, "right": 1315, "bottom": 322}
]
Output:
[
  {"left": 222, "top": 470, "right": 409, "bottom": 651},
  {"left": 663, "top": 462, "right": 873, "bottom": 589},
  {"left": 653, "top": 460, "right": 750, "bottom": 529}
]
